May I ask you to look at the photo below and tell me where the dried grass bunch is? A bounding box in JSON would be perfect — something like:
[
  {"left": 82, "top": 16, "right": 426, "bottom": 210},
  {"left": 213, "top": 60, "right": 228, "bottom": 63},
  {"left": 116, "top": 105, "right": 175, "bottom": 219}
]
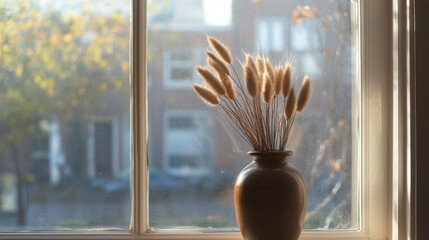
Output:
[{"left": 193, "top": 36, "right": 311, "bottom": 152}]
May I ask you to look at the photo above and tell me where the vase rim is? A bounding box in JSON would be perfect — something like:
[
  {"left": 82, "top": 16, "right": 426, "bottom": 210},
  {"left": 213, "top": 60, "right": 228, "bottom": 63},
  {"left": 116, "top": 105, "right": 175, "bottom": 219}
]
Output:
[{"left": 247, "top": 150, "right": 293, "bottom": 157}]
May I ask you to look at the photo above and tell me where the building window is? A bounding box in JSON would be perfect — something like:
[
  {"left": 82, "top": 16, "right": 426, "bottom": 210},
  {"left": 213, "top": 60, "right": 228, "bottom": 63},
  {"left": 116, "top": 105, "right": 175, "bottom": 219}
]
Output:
[
  {"left": 291, "top": 18, "right": 323, "bottom": 76},
  {"left": 148, "top": 0, "right": 232, "bottom": 30},
  {"left": 87, "top": 118, "right": 120, "bottom": 179},
  {"left": 172, "top": 0, "right": 204, "bottom": 24},
  {"left": 163, "top": 48, "right": 204, "bottom": 89},
  {"left": 163, "top": 112, "right": 213, "bottom": 177},
  {"left": 255, "top": 17, "right": 286, "bottom": 52},
  {"left": 291, "top": 19, "right": 321, "bottom": 51}
]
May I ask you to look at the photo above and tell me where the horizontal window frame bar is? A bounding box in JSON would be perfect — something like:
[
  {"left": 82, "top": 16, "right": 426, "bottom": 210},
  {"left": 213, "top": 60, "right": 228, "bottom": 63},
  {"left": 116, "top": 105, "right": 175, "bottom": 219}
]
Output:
[{"left": 0, "top": 231, "right": 371, "bottom": 240}]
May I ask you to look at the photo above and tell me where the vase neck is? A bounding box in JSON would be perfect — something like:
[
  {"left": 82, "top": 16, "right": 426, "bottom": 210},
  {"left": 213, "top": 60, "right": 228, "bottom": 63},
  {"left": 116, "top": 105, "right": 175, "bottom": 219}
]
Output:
[{"left": 247, "top": 151, "right": 293, "bottom": 167}]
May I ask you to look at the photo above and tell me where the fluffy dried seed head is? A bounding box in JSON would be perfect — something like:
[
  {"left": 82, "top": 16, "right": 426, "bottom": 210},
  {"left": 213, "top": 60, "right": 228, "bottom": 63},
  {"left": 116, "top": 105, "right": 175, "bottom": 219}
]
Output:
[
  {"left": 262, "top": 73, "right": 273, "bottom": 103},
  {"left": 274, "top": 67, "right": 284, "bottom": 96},
  {"left": 244, "top": 64, "right": 258, "bottom": 99},
  {"left": 192, "top": 84, "right": 220, "bottom": 106},
  {"left": 196, "top": 66, "right": 226, "bottom": 96},
  {"left": 282, "top": 63, "right": 292, "bottom": 98},
  {"left": 221, "top": 75, "right": 236, "bottom": 100},
  {"left": 256, "top": 56, "right": 265, "bottom": 93},
  {"left": 256, "top": 56, "right": 265, "bottom": 76},
  {"left": 207, "top": 51, "right": 231, "bottom": 76},
  {"left": 264, "top": 58, "right": 275, "bottom": 82},
  {"left": 285, "top": 88, "right": 296, "bottom": 120},
  {"left": 296, "top": 75, "right": 311, "bottom": 112},
  {"left": 207, "top": 59, "right": 222, "bottom": 76},
  {"left": 246, "top": 54, "right": 259, "bottom": 76},
  {"left": 207, "top": 36, "right": 232, "bottom": 64}
]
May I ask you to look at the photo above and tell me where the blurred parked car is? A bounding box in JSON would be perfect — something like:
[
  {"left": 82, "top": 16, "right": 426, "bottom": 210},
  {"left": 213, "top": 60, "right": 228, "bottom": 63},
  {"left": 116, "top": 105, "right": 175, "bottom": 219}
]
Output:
[
  {"left": 90, "top": 170, "right": 232, "bottom": 199},
  {"left": 149, "top": 169, "right": 185, "bottom": 198},
  {"left": 187, "top": 172, "right": 234, "bottom": 196},
  {"left": 90, "top": 173, "right": 130, "bottom": 196}
]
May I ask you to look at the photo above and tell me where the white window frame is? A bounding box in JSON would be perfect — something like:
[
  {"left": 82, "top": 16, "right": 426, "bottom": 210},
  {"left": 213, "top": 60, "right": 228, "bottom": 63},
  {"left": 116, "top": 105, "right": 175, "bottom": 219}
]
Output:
[{"left": 0, "top": 0, "right": 414, "bottom": 239}]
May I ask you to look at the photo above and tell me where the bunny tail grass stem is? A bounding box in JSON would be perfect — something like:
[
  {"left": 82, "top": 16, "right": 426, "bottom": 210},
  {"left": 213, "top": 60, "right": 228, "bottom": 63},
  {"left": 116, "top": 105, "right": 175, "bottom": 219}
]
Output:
[
  {"left": 193, "top": 84, "right": 220, "bottom": 106},
  {"left": 207, "top": 36, "right": 232, "bottom": 64},
  {"left": 207, "top": 51, "right": 231, "bottom": 76},
  {"left": 282, "top": 64, "right": 292, "bottom": 98},
  {"left": 192, "top": 37, "right": 312, "bottom": 151},
  {"left": 283, "top": 114, "right": 297, "bottom": 149},
  {"left": 196, "top": 66, "right": 226, "bottom": 96},
  {"left": 285, "top": 88, "right": 297, "bottom": 121},
  {"left": 244, "top": 65, "right": 258, "bottom": 99},
  {"left": 296, "top": 75, "right": 311, "bottom": 112},
  {"left": 274, "top": 67, "right": 283, "bottom": 96},
  {"left": 220, "top": 103, "right": 260, "bottom": 149}
]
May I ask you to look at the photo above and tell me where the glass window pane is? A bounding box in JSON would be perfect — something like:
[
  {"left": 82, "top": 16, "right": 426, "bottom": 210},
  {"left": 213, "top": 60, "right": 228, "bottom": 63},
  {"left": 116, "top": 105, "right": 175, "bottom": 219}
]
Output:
[
  {"left": 171, "top": 68, "right": 193, "bottom": 81},
  {"left": 148, "top": 0, "right": 358, "bottom": 231},
  {"left": 0, "top": 0, "right": 131, "bottom": 230},
  {"left": 256, "top": 18, "right": 285, "bottom": 52},
  {"left": 163, "top": 48, "right": 204, "bottom": 89}
]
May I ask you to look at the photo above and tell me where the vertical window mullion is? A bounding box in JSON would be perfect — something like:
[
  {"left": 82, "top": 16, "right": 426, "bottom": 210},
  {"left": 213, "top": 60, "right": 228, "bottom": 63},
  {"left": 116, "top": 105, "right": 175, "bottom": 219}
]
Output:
[{"left": 131, "top": 0, "right": 148, "bottom": 235}]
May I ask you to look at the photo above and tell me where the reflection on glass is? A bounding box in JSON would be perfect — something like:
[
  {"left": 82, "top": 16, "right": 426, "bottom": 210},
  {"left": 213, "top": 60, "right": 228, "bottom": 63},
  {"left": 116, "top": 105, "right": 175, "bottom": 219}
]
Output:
[
  {"left": 0, "top": 0, "right": 131, "bottom": 230},
  {"left": 148, "top": 0, "right": 358, "bottom": 230}
]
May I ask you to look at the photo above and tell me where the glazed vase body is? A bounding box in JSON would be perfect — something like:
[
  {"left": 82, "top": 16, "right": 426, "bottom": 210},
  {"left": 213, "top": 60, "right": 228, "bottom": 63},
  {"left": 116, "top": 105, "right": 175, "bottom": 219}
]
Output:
[{"left": 234, "top": 151, "right": 306, "bottom": 240}]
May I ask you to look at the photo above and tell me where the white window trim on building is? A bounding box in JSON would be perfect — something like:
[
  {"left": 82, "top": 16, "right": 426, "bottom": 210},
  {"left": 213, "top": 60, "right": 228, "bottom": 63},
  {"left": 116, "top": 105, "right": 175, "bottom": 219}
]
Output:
[
  {"left": 148, "top": 0, "right": 232, "bottom": 32},
  {"left": 255, "top": 17, "right": 286, "bottom": 52},
  {"left": 0, "top": 174, "right": 18, "bottom": 213},
  {"left": 163, "top": 111, "right": 213, "bottom": 177},
  {"left": 163, "top": 48, "right": 204, "bottom": 90},
  {"left": 290, "top": 18, "right": 323, "bottom": 76},
  {"left": 0, "top": 0, "right": 414, "bottom": 239},
  {"left": 291, "top": 19, "right": 321, "bottom": 52}
]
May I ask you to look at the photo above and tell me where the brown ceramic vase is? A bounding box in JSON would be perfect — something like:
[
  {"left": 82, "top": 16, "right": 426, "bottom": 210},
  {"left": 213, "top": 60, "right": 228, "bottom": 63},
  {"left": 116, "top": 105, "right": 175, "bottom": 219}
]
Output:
[{"left": 234, "top": 151, "right": 306, "bottom": 240}]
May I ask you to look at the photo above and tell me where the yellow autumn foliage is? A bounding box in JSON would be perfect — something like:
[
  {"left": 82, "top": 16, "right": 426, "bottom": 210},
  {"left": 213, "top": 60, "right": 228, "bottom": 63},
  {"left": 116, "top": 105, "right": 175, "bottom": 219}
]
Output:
[
  {"left": 15, "top": 66, "right": 23, "bottom": 77},
  {"left": 0, "top": 0, "right": 130, "bottom": 146}
]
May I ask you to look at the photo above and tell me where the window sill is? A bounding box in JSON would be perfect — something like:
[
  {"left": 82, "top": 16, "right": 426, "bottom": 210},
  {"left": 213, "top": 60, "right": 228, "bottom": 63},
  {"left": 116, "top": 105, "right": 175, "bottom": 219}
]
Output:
[{"left": 0, "top": 230, "right": 379, "bottom": 240}]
